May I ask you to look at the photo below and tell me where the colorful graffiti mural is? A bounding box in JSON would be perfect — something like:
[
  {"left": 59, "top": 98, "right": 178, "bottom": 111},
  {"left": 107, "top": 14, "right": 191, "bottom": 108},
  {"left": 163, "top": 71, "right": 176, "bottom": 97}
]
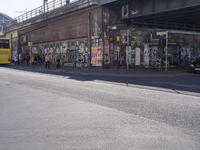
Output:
[{"left": 20, "top": 38, "right": 88, "bottom": 67}]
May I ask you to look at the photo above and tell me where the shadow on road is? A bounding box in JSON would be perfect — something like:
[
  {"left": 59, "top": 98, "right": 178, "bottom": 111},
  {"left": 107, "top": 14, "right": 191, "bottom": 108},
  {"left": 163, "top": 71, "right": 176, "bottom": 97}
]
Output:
[{"left": 2, "top": 65, "right": 200, "bottom": 96}]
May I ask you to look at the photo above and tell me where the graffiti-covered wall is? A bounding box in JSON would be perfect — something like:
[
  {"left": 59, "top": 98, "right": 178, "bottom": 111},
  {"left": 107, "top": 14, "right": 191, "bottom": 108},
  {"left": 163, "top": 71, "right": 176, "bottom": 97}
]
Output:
[
  {"left": 6, "top": 2, "right": 200, "bottom": 70},
  {"left": 169, "top": 33, "right": 200, "bottom": 67},
  {"left": 102, "top": 7, "right": 110, "bottom": 66},
  {"left": 30, "top": 38, "right": 88, "bottom": 67},
  {"left": 17, "top": 6, "right": 102, "bottom": 67},
  {"left": 105, "top": 1, "right": 200, "bottom": 69},
  {"left": 107, "top": 27, "right": 200, "bottom": 69},
  {"left": 90, "top": 7, "right": 103, "bottom": 67}
]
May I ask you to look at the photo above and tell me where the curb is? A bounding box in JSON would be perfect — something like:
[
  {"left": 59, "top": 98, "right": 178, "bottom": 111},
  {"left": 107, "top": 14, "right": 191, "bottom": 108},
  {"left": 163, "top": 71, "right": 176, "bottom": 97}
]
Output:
[{"left": 6, "top": 65, "right": 191, "bottom": 78}]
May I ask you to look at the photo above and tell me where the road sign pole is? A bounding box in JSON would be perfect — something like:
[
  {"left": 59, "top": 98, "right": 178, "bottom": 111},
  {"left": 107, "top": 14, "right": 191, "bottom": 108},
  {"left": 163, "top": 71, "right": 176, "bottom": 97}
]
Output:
[{"left": 165, "top": 31, "right": 168, "bottom": 72}]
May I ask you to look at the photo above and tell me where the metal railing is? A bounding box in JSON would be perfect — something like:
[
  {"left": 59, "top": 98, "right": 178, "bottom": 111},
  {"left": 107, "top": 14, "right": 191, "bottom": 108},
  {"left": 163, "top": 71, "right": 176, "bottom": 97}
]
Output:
[{"left": 9, "top": 0, "right": 98, "bottom": 26}]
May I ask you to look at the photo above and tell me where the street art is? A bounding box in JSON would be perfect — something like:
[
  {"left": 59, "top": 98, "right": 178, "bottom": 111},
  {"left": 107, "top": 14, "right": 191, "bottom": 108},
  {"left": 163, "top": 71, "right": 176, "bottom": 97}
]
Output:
[
  {"left": 144, "top": 44, "right": 150, "bottom": 68},
  {"left": 180, "top": 47, "right": 200, "bottom": 66},
  {"left": 91, "top": 46, "right": 98, "bottom": 65},
  {"left": 91, "top": 11, "right": 103, "bottom": 67},
  {"left": 149, "top": 46, "right": 161, "bottom": 68},
  {"left": 23, "top": 39, "right": 88, "bottom": 67},
  {"left": 126, "top": 46, "right": 132, "bottom": 66},
  {"left": 109, "top": 42, "right": 114, "bottom": 65},
  {"left": 122, "top": 5, "right": 129, "bottom": 19},
  {"left": 91, "top": 48, "right": 103, "bottom": 66},
  {"left": 104, "top": 40, "right": 110, "bottom": 65},
  {"left": 103, "top": 9, "right": 110, "bottom": 66},
  {"left": 16, "top": 26, "right": 200, "bottom": 69},
  {"left": 121, "top": 30, "right": 129, "bottom": 45},
  {"left": 32, "top": 47, "right": 38, "bottom": 54},
  {"left": 114, "top": 46, "right": 120, "bottom": 61},
  {"left": 91, "top": 37, "right": 103, "bottom": 66},
  {"left": 135, "top": 47, "right": 141, "bottom": 66},
  {"left": 130, "top": 47, "right": 136, "bottom": 65}
]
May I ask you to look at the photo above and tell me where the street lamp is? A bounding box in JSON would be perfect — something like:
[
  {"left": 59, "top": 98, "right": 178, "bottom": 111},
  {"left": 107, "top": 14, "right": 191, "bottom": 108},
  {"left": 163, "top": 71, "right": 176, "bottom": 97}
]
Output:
[
  {"left": 165, "top": 31, "right": 168, "bottom": 72},
  {"left": 43, "top": 0, "right": 48, "bottom": 13}
]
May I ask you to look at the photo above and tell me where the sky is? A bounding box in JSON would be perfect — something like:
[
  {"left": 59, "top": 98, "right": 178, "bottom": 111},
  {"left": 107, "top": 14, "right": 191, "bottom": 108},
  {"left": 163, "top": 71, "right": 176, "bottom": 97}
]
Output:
[
  {"left": 0, "top": 0, "right": 43, "bottom": 18},
  {"left": 0, "top": 0, "right": 76, "bottom": 19}
]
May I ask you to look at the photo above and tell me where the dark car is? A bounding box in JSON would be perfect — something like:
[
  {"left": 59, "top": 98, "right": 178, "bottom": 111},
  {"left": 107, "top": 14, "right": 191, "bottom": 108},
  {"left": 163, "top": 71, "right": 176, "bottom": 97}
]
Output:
[{"left": 190, "top": 58, "right": 200, "bottom": 73}]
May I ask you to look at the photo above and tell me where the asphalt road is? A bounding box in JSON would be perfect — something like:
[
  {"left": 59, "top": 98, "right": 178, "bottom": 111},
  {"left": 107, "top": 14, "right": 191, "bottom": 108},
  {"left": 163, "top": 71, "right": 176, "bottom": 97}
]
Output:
[{"left": 0, "top": 67, "right": 200, "bottom": 150}]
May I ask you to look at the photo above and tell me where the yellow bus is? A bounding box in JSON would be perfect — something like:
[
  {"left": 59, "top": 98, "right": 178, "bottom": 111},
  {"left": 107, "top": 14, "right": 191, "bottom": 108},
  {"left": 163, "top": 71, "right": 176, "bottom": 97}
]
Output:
[{"left": 0, "top": 38, "right": 11, "bottom": 64}]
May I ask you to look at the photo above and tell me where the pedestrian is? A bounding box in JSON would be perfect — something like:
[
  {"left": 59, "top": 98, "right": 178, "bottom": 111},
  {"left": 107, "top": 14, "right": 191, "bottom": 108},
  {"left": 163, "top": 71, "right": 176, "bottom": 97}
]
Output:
[
  {"left": 19, "top": 53, "right": 22, "bottom": 65},
  {"left": 61, "top": 55, "right": 65, "bottom": 67},
  {"left": 13, "top": 54, "right": 17, "bottom": 65},
  {"left": 45, "top": 54, "right": 50, "bottom": 69},
  {"left": 31, "top": 56, "right": 35, "bottom": 65},
  {"left": 56, "top": 55, "right": 61, "bottom": 68},
  {"left": 26, "top": 55, "right": 30, "bottom": 66},
  {"left": 37, "top": 55, "right": 42, "bottom": 65}
]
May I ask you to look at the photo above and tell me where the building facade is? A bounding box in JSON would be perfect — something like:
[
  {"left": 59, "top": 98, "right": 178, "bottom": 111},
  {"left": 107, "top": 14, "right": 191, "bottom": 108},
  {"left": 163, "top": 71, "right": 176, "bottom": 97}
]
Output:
[
  {"left": 100, "top": 0, "right": 200, "bottom": 69},
  {"left": 4, "top": 0, "right": 200, "bottom": 69},
  {"left": 0, "top": 12, "right": 13, "bottom": 36}
]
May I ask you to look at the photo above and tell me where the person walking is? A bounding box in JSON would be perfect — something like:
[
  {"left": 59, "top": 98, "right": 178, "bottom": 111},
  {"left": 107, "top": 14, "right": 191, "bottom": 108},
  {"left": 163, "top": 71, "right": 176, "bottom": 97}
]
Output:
[
  {"left": 13, "top": 54, "right": 17, "bottom": 65},
  {"left": 45, "top": 54, "right": 50, "bottom": 69},
  {"left": 19, "top": 54, "right": 22, "bottom": 65},
  {"left": 31, "top": 55, "right": 35, "bottom": 65},
  {"left": 26, "top": 55, "right": 30, "bottom": 66},
  {"left": 61, "top": 55, "right": 65, "bottom": 67},
  {"left": 56, "top": 55, "right": 61, "bottom": 68}
]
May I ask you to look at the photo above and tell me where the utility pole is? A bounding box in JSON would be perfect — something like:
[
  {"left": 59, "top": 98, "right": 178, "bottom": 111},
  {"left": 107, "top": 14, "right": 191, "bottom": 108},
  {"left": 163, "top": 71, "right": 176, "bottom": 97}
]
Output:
[
  {"left": 88, "top": 0, "right": 92, "bottom": 68},
  {"left": 43, "top": 0, "right": 48, "bottom": 13},
  {"left": 66, "top": 0, "right": 70, "bottom": 4},
  {"left": 165, "top": 31, "right": 168, "bottom": 72}
]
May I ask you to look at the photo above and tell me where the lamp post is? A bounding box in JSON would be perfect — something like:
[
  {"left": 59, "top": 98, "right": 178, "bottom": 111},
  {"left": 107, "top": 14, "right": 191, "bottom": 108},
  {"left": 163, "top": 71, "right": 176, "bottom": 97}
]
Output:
[
  {"left": 43, "top": 0, "right": 48, "bottom": 13},
  {"left": 165, "top": 31, "right": 168, "bottom": 72},
  {"left": 66, "top": 0, "right": 70, "bottom": 4},
  {"left": 88, "top": 0, "right": 92, "bottom": 68}
]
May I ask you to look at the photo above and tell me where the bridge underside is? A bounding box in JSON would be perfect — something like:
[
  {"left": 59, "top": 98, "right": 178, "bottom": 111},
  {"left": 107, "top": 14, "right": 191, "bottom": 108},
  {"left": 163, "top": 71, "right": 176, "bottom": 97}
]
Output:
[{"left": 126, "top": 5, "right": 200, "bottom": 31}]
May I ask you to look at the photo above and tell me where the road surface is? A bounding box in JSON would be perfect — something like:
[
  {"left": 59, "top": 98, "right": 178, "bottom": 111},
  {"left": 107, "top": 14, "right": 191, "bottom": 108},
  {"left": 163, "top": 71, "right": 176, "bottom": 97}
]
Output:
[{"left": 0, "top": 67, "right": 200, "bottom": 150}]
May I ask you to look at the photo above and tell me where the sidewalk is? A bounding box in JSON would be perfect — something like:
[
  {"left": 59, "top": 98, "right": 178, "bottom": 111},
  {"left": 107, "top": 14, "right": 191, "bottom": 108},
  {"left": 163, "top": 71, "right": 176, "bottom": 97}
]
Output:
[
  {"left": 5, "top": 64, "right": 200, "bottom": 97},
  {"left": 8, "top": 64, "right": 190, "bottom": 78}
]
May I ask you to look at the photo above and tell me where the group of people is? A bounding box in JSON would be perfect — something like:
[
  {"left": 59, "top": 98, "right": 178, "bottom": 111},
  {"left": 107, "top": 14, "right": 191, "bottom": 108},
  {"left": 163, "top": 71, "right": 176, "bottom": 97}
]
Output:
[
  {"left": 13, "top": 54, "right": 21, "bottom": 65},
  {"left": 13, "top": 53, "right": 64, "bottom": 69},
  {"left": 13, "top": 54, "right": 43, "bottom": 66},
  {"left": 44, "top": 54, "right": 63, "bottom": 69}
]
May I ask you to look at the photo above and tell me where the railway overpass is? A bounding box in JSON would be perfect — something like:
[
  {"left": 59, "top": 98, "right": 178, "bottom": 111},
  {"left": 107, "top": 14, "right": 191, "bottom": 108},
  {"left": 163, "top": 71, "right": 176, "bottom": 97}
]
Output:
[
  {"left": 109, "top": 0, "right": 200, "bottom": 31},
  {"left": 4, "top": 0, "right": 200, "bottom": 69},
  {"left": 6, "top": 0, "right": 200, "bottom": 32}
]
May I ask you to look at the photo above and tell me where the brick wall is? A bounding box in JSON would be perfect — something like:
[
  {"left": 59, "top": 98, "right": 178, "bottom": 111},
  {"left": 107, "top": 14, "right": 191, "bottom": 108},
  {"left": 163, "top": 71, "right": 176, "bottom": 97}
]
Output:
[{"left": 18, "top": 6, "right": 102, "bottom": 45}]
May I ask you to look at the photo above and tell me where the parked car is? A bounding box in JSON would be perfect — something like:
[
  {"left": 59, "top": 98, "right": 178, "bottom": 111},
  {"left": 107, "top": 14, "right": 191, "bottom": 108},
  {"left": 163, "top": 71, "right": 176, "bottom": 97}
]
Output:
[{"left": 190, "top": 58, "right": 200, "bottom": 73}]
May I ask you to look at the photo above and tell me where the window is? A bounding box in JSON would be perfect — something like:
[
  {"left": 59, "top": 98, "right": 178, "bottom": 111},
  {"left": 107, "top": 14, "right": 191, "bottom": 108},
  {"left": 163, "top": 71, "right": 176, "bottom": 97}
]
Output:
[{"left": 0, "top": 39, "right": 9, "bottom": 48}]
